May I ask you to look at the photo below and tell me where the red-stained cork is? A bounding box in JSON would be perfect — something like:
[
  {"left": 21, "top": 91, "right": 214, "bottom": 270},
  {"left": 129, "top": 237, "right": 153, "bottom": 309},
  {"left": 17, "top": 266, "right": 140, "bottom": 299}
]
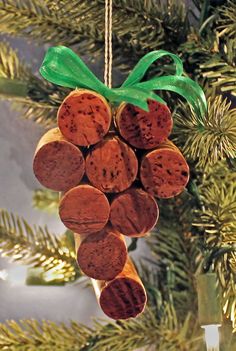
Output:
[
  {"left": 85, "top": 136, "right": 138, "bottom": 193},
  {"left": 110, "top": 188, "right": 159, "bottom": 237},
  {"left": 74, "top": 226, "right": 127, "bottom": 281},
  {"left": 59, "top": 185, "right": 110, "bottom": 234},
  {"left": 140, "top": 140, "right": 189, "bottom": 198},
  {"left": 33, "top": 128, "right": 85, "bottom": 192},
  {"left": 92, "top": 257, "right": 147, "bottom": 320},
  {"left": 57, "top": 90, "right": 112, "bottom": 146},
  {"left": 116, "top": 100, "right": 173, "bottom": 149}
]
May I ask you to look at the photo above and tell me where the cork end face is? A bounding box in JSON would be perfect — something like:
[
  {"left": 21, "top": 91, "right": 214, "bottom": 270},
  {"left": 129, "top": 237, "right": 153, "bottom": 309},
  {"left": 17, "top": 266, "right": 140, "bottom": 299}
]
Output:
[
  {"left": 85, "top": 137, "right": 138, "bottom": 193},
  {"left": 110, "top": 188, "right": 159, "bottom": 237},
  {"left": 33, "top": 140, "right": 85, "bottom": 192},
  {"left": 77, "top": 227, "right": 127, "bottom": 280},
  {"left": 140, "top": 148, "right": 189, "bottom": 199},
  {"left": 59, "top": 185, "right": 110, "bottom": 234},
  {"left": 116, "top": 100, "right": 173, "bottom": 150},
  {"left": 99, "top": 277, "right": 147, "bottom": 320},
  {"left": 57, "top": 90, "right": 111, "bottom": 146}
]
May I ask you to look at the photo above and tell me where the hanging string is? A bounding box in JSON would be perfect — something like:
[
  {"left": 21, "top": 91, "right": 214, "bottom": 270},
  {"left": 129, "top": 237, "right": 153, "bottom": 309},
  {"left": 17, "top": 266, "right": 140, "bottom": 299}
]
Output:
[{"left": 104, "top": 0, "right": 113, "bottom": 88}]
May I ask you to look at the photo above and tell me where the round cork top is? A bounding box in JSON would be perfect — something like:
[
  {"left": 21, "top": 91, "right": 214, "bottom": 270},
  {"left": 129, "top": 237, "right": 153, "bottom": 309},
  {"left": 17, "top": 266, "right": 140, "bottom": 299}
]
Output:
[
  {"left": 140, "top": 146, "right": 189, "bottom": 198},
  {"left": 59, "top": 184, "right": 110, "bottom": 234},
  {"left": 76, "top": 226, "right": 127, "bottom": 280},
  {"left": 116, "top": 100, "right": 173, "bottom": 149},
  {"left": 85, "top": 136, "right": 138, "bottom": 193},
  {"left": 33, "top": 128, "right": 85, "bottom": 192},
  {"left": 57, "top": 89, "right": 112, "bottom": 146}
]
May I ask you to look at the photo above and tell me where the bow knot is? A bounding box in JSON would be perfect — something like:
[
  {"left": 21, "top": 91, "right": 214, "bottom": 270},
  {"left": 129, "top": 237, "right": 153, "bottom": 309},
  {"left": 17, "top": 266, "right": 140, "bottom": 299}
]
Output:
[{"left": 40, "top": 46, "right": 207, "bottom": 117}]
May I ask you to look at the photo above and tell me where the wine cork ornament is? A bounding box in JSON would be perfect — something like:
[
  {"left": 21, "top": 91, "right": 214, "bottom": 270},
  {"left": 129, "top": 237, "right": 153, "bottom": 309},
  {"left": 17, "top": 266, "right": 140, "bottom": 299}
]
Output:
[
  {"left": 140, "top": 140, "right": 189, "bottom": 198},
  {"left": 33, "top": 128, "right": 85, "bottom": 192},
  {"left": 92, "top": 256, "right": 147, "bottom": 320},
  {"left": 116, "top": 100, "right": 173, "bottom": 149},
  {"left": 74, "top": 226, "right": 127, "bottom": 280},
  {"left": 85, "top": 135, "right": 138, "bottom": 193},
  {"left": 57, "top": 90, "right": 112, "bottom": 146},
  {"left": 110, "top": 188, "right": 159, "bottom": 237},
  {"left": 36, "top": 44, "right": 207, "bottom": 321},
  {"left": 59, "top": 185, "right": 110, "bottom": 234}
]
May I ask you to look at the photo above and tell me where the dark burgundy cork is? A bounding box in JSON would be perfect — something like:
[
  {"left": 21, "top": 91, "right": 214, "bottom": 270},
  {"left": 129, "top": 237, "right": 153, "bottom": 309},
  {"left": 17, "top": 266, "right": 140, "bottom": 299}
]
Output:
[
  {"left": 85, "top": 136, "right": 138, "bottom": 193},
  {"left": 33, "top": 128, "right": 85, "bottom": 192},
  {"left": 110, "top": 188, "right": 159, "bottom": 237},
  {"left": 97, "top": 257, "right": 147, "bottom": 320},
  {"left": 57, "top": 90, "right": 111, "bottom": 146},
  {"left": 76, "top": 226, "right": 127, "bottom": 280},
  {"left": 116, "top": 100, "right": 173, "bottom": 149},
  {"left": 59, "top": 185, "right": 110, "bottom": 234},
  {"left": 140, "top": 140, "right": 189, "bottom": 198}
]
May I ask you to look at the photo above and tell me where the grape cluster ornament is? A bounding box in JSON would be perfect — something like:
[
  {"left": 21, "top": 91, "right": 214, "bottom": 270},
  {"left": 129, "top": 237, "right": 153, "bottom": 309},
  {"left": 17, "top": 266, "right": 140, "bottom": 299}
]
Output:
[{"left": 33, "top": 46, "right": 207, "bottom": 320}]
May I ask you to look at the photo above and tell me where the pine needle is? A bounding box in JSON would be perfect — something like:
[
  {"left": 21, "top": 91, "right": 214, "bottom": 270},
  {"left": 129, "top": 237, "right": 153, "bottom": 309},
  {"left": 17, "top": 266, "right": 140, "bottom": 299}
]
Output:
[
  {"left": 0, "top": 0, "right": 189, "bottom": 72},
  {"left": 217, "top": 0, "right": 236, "bottom": 39},
  {"left": 194, "top": 165, "right": 236, "bottom": 328},
  {"left": 173, "top": 95, "right": 236, "bottom": 168},
  {"left": 0, "top": 41, "right": 68, "bottom": 127},
  {"left": 32, "top": 189, "right": 59, "bottom": 214},
  {"left": 0, "top": 307, "right": 200, "bottom": 351},
  {"left": 200, "top": 39, "right": 236, "bottom": 96},
  {"left": 0, "top": 209, "right": 80, "bottom": 283}
]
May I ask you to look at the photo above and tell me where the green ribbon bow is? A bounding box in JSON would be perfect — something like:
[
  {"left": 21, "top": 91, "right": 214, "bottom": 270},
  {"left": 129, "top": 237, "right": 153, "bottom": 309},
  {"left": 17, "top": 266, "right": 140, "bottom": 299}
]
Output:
[{"left": 40, "top": 46, "right": 207, "bottom": 117}]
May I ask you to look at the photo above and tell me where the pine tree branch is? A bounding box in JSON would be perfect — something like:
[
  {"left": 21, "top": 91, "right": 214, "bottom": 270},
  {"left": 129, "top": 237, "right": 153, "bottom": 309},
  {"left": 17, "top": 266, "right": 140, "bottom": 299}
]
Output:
[
  {"left": 200, "top": 39, "right": 236, "bottom": 96},
  {"left": 193, "top": 164, "right": 236, "bottom": 329},
  {"left": 217, "top": 0, "right": 236, "bottom": 39},
  {"left": 146, "top": 192, "right": 200, "bottom": 320},
  {"left": 32, "top": 189, "right": 59, "bottom": 214},
  {"left": 0, "top": 308, "right": 201, "bottom": 351},
  {"left": 0, "top": 41, "right": 68, "bottom": 127},
  {"left": 173, "top": 95, "right": 236, "bottom": 168},
  {"left": 0, "top": 319, "right": 92, "bottom": 351},
  {"left": 0, "top": 0, "right": 189, "bottom": 72},
  {"left": 0, "top": 209, "right": 80, "bottom": 283}
]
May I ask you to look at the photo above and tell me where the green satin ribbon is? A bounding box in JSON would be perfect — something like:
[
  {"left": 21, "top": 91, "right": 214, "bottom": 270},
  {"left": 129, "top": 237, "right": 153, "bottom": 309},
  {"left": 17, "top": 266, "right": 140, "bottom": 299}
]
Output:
[{"left": 40, "top": 46, "right": 207, "bottom": 117}]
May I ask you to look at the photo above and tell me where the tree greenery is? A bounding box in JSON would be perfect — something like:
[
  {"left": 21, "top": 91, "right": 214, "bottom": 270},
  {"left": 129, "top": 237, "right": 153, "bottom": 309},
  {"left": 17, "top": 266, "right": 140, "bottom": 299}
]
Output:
[
  {"left": 0, "top": 0, "right": 236, "bottom": 349},
  {"left": 32, "top": 189, "right": 59, "bottom": 214},
  {"left": 0, "top": 307, "right": 201, "bottom": 351},
  {"left": 0, "top": 209, "right": 80, "bottom": 283},
  {"left": 173, "top": 95, "right": 236, "bottom": 167}
]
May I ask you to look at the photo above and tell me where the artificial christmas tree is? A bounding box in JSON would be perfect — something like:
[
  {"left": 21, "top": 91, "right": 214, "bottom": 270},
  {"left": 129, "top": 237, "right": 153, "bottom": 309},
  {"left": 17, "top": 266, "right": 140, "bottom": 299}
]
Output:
[{"left": 0, "top": 0, "right": 236, "bottom": 350}]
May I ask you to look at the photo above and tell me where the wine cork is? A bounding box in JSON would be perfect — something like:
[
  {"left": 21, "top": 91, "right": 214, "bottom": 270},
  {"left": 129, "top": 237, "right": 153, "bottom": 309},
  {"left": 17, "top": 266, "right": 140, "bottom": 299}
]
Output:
[
  {"left": 57, "top": 89, "right": 112, "bottom": 146},
  {"left": 33, "top": 128, "right": 85, "bottom": 192},
  {"left": 92, "top": 256, "right": 147, "bottom": 320},
  {"left": 74, "top": 226, "right": 127, "bottom": 280},
  {"left": 116, "top": 100, "right": 173, "bottom": 149},
  {"left": 110, "top": 188, "right": 159, "bottom": 237},
  {"left": 59, "top": 184, "right": 110, "bottom": 234},
  {"left": 140, "top": 140, "right": 189, "bottom": 198},
  {"left": 85, "top": 136, "right": 138, "bottom": 193}
]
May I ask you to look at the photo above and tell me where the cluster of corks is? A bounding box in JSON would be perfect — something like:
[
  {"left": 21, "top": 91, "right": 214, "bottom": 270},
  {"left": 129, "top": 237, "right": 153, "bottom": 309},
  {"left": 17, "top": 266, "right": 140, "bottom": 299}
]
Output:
[{"left": 33, "top": 89, "right": 189, "bottom": 320}]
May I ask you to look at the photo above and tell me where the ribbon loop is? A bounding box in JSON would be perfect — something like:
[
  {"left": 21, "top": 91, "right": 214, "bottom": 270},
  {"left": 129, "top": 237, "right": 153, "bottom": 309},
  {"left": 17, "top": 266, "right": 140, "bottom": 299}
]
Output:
[
  {"left": 122, "top": 50, "right": 183, "bottom": 88},
  {"left": 40, "top": 46, "right": 207, "bottom": 116}
]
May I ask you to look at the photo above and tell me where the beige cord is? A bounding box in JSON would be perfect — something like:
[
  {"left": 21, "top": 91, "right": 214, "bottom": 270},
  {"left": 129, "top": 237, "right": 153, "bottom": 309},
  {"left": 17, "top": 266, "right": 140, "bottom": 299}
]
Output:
[{"left": 104, "top": 0, "right": 113, "bottom": 88}]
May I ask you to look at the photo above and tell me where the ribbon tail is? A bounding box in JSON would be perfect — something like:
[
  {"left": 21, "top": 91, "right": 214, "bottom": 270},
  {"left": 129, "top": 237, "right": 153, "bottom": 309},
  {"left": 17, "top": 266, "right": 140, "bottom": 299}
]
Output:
[
  {"left": 122, "top": 50, "right": 183, "bottom": 87},
  {"left": 136, "top": 76, "right": 207, "bottom": 118}
]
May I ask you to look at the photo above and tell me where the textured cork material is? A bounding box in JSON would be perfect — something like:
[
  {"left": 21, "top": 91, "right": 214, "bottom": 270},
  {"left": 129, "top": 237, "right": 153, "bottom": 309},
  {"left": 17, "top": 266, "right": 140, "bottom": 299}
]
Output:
[
  {"left": 110, "top": 187, "right": 159, "bottom": 237},
  {"left": 140, "top": 140, "right": 189, "bottom": 198},
  {"left": 59, "top": 184, "right": 110, "bottom": 234},
  {"left": 58, "top": 89, "right": 112, "bottom": 146},
  {"left": 86, "top": 136, "right": 138, "bottom": 193},
  {"left": 116, "top": 99, "right": 173, "bottom": 149},
  {"left": 33, "top": 128, "right": 85, "bottom": 192},
  {"left": 74, "top": 227, "right": 127, "bottom": 280}
]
